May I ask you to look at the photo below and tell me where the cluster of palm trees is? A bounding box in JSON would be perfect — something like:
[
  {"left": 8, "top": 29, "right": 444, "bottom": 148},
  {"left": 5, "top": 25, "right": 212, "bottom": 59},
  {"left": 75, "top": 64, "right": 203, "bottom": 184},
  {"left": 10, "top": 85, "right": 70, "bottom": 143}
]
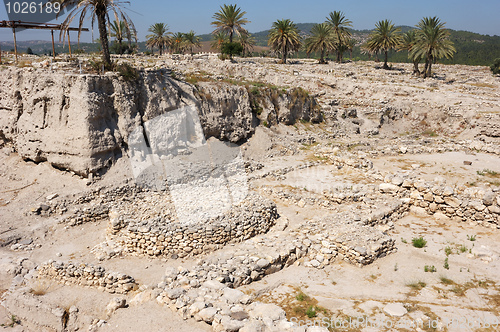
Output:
[
  {"left": 266, "top": 10, "right": 456, "bottom": 78},
  {"left": 365, "top": 17, "right": 456, "bottom": 77},
  {"left": 56, "top": 1, "right": 456, "bottom": 78},
  {"left": 267, "top": 11, "right": 355, "bottom": 64},
  {"left": 146, "top": 23, "right": 201, "bottom": 55}
]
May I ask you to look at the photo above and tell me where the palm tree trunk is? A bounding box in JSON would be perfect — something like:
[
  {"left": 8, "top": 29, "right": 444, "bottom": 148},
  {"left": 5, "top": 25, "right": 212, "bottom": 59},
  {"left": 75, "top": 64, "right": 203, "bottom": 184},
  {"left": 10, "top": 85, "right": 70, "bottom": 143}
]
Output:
[
  {"left": 96, "top": 8, "right": 111, "bottom": 68},
  {"left": 383, "top": 50, "right": 389, "bottom": 69},
  {"left": 229, "top": 30, "right": 233, "bottom": 43},
  {"left": 320, "top": 49, "right": 324, "bottom": 64},
  {"left": 426, "top": 60, "right": 432, "bottom": 78},
  {"left": 413, "top": 60, "right": 420, "bottom": 75},
  {"left": 282, "top": 44, "right": 287, "bottom": 64}
]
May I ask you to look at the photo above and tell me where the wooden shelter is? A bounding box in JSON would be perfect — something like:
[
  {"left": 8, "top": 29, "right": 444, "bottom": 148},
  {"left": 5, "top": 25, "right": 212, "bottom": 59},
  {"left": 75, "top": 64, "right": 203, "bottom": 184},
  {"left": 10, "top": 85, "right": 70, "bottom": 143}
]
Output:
[{"left": 0, "top": 20, "right": 89, "bottom": 62}]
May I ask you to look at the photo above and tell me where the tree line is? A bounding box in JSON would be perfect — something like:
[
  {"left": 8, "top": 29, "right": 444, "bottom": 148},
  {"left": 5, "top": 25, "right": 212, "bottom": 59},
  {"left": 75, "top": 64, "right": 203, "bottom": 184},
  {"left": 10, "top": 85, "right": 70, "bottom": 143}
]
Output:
[{"left": 52, "top": 1, "right": 497, "bottom": 78}]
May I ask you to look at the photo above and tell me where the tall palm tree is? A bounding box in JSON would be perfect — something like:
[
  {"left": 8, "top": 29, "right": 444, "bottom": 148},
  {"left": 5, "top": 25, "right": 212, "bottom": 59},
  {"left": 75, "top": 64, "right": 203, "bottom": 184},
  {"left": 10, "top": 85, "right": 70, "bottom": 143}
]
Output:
[
  {"left": 268, "top": 19, "right": 301, "bottom": 64},
  {"left": 411, "top": 17, "right": 456, "bottom": 78},
  {"left": 171, "top": 32, "right": 186, "bottom": 54},
  {"left": 398, "top": 30, "right": 421, "bottom": 75},
  {"left": 238, "top": 32, "right": 255, "bottom": 57},
  {"left": 146, "top": 23, "right": 171, "bottom": 55},
  {"left": 211, "top": 31, "right": 228, "bottom": 52},
  {"left": 109, "top": 19, "right": 136, "bottom": 54},
  {"left": 325, "top": 11, "right": 352, "bottom": 63},
  {"left": 211, "top": 4, "right": 250, "bottom": 43},
  {"left": 304, "top": 23, "right": 336, "bottom": 64},
  {"left": 366, "top": 19, "right": 402, "bottom": 69},
  {"left": 57, "top": 0, "right": 135, "bottom": 69},
  {"left": 183, "top": 31, "right": 201, "bottom": 55}
]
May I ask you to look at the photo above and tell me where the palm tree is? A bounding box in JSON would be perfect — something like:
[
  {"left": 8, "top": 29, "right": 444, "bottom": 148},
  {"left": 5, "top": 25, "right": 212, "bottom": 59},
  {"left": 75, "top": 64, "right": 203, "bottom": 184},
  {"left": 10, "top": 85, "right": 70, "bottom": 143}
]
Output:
[
  {"left": 325, "top": 11, "right": 352, "bottom": 63},
  {"left": 183, "top": 31, "right": 201, "bottom": 55},
  {"left": 171, "top": 32, "right": 186, "bottom": 54},
  {"left": 411, "top": 17, "right": 456, "bottom": 78},
  {"left": 57, "top": 0, "right": 135, "bottom": 69},
  {"left": 346, "top": 37, "right": 356, "bottom": 60},
  {"left": 268, "top": 19, "right": 301, "bottom": 64},
  {"left": 109, "top": 19, "right": 136, "bottom": 54},
  {"left": 211, "top": 31, "right": 228, "bottom": 52},
  {"left": 366, "top": 19, "right": 402, "bottom": 69},
  {"left": 304, "top": 23, "right": 336, "bottom": 64},
  {"left": 398, "top": 30, "right": 421, "bottom": 75},
  {"left": 146, "top": 23, "right": 171, "bottom": 55},
  {"left": 211, "top": 4, "right": 250, "bottom": 43},
  {"left": 238, "top": 32, "right": 255, "bottom": 57}
]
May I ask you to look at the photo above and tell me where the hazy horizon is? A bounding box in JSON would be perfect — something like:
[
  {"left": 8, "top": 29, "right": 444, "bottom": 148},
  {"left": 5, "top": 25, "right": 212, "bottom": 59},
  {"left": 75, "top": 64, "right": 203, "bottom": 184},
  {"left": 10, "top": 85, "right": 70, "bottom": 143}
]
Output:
[{"left": 1, "top": 0, "right": 499, "bottom": 42}]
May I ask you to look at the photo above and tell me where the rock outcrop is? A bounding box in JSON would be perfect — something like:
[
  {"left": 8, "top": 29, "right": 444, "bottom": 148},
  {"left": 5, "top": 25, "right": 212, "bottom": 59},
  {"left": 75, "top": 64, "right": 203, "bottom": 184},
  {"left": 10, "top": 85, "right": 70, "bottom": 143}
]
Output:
[{"left": 0, "top": 67, "right": 320, "bottom": 176}]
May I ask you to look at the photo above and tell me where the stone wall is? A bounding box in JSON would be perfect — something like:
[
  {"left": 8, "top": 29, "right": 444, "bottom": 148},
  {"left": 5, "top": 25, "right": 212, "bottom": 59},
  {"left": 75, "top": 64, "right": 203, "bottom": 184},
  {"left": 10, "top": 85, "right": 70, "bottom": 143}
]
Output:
[
  {"left": 107, "top": 193, "right": 279, "bottom": 258},
  {"left": 36, "top": 260, "right": 137, "bottom": 294}
]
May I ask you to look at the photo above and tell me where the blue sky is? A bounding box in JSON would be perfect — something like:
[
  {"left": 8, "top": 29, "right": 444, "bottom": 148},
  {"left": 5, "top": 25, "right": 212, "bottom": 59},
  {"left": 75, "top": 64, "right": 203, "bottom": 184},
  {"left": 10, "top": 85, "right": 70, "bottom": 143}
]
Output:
[{"left": 1, "top": 0, "right": 499, "bottom": 42}]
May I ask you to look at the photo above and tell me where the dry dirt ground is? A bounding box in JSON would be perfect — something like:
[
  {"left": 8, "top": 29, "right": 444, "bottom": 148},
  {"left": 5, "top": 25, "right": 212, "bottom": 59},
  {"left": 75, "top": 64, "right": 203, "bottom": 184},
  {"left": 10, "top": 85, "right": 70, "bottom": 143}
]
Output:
[{"left": 1, "top": 58, "right": 500, "bottom": 332}]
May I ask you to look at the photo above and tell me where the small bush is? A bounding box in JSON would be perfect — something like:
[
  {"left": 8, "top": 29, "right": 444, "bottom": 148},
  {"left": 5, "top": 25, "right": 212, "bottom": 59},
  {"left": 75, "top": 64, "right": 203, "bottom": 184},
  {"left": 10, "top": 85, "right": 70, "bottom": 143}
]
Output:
[
  {"left": 444, "top": 257, "right": 449, "bottom": 270},
  {"left": 424, "top": 265, "right": 437, "bottom": 273},
  {"left": 296, "top": 292, "right": 309, "bottom": 302},
  {"left": 444, "top": 246, "right": 452, "bottom": 256},
  {"left": 305, "top": 306, "right": 317, "bottom": 318},
  {"left": 467, "top": 235, "right": 476, "bottom": 241},
  {"left": 440, "top": 276, "right": 454, "bottom": 285},
  {"left": 221, "top": 42, "right": 243, "bottom": 59},
  {"left": 407, "top": 281, "right": 426, "bottom": 290},
  {"left": 491, "top": 58, "right": 500, "bottom": 75},
  {"left": 412, "top": 237, "right": 427, "bottom": 248},
  {"left": 114, "top": 62, "right": 138, "bottom": 81}
]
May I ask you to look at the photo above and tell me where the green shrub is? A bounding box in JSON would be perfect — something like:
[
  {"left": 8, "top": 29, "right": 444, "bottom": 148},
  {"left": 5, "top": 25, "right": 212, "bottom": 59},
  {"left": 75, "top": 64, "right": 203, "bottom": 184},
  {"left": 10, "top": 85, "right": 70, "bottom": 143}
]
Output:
[
  {"left": 412, "top": 237, "right": 427, "bottom": 248},
  {"left": 114, "top": 62, "right": 138, "bottom": 81},
  {"left": 305, "top": 306, "right": 317, "bottom": 318},
  {"left": 491, "top": 58, "right": 500, "bottom": 75},
  {"left": 221, "top": 42, "right": 243, "bottom": 59}
]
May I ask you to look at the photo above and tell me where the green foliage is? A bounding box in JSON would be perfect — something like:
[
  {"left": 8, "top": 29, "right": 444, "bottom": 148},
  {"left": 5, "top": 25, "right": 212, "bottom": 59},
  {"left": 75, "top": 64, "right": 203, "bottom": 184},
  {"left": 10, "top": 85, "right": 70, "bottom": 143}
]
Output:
[
  {"left": 440, "top": 276, "right": 454, "bottom": 285},
  {"left": 304, "top": 23, "right": 336, "bottom": 64},
  {"left": 407, "top": 281, "right": 426, "bottom": 290},
  {"left": 412, "top": 17, "right": 456, "bottom": 78},
  {"left": 491, "top": 58, "right": 500, "bottom": 75},
  {"left": 424, "top": 265, "right": 437, "bottom": 272},
  {"left": 211, "top": 4, "right": 249, "bottom": 43},
  {"left": 412, "top": 237, "right": 427, "bottom": 248},
  {"left": 146, "top": 23, "right": 171, "bottom": 55},
  {"left": 110, "top": 41, "right": 135, "bottom": 55},
  {"left": 26, "top": 47, "right": 34, "bottom": 55},
  {"left": 305, "top": 306, "right": 317, "bottom": 318},
  {"left": 444, "top": 257, "right": 450, "bottom": 270},
  {"left": 365, "top": 19, "right": 402, "bottom": 69},
  {"left": 221, "top": 42, "right": 243, "bottom": 58},
  {"left": 296, "top": 292, "right": 309, "bottom": 302},
  {"left": 114, "top": 62, "right": 138, "bottom": 81},
  {"left": 325, "top": 11, "right": 352, "bottom": 63},
  {"left": 444, "top": 246, "right": 452, "bottom": 256},
  {"left": 467, "top": 235, "right": 476, "bottom": 241},
  {"left": 268, "top": 19, "right": 301, "bottom": 63}
]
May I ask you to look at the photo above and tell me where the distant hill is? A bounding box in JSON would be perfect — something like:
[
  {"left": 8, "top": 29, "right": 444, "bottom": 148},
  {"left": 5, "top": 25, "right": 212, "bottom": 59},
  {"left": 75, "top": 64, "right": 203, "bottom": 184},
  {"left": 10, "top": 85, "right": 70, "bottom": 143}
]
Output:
[{"left": 2, "top": 24, "right": 499, "bottom": 66}]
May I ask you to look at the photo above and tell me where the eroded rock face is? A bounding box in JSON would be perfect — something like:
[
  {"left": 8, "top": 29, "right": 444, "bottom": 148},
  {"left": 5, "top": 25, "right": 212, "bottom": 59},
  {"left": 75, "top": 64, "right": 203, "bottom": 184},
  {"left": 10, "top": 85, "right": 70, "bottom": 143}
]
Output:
[{"left": 0, "top": 68, "right": 320, "bottom": 175}]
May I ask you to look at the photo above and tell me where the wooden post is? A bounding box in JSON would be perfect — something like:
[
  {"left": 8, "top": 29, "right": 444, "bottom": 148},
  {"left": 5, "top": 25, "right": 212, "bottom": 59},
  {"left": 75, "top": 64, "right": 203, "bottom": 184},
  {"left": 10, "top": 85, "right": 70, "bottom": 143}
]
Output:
[
  {"left": 51, "top": 30, "right": 55, "bottom": 59},
  {"left": 67, "top": 30, "right": 72, "bottom": 56},
  {"left": 13, "top": 27, "right": 18, "bottom": 63}
]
